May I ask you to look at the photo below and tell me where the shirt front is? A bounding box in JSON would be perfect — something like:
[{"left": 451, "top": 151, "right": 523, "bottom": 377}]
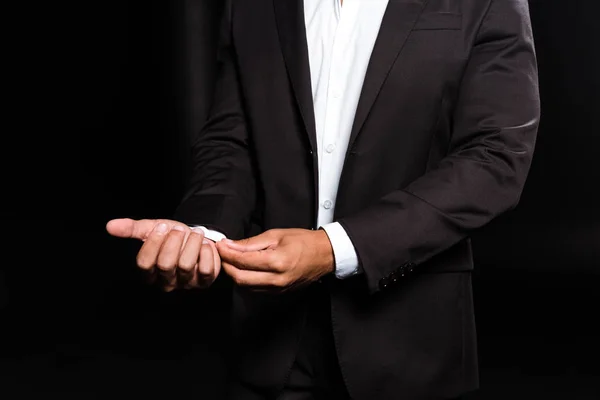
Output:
[{"left": 305, "top": 0, "right": 389, "bottom": 278}]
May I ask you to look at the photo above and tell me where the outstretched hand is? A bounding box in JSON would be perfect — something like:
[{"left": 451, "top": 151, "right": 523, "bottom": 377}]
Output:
[
  {"left": 216, "top": 228, "right": 335, "bottom": 293},
  {"left": 106, "top": 218, "right": 221, "bottom": 291}
]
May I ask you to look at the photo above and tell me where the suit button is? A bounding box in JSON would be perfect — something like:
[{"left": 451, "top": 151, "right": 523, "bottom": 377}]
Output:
[
  {"left": 379, "top": 277, "right": 389, "bottom": 290},
  {"left": 389, "top": 271, "right": 398, "bottom": 283}
]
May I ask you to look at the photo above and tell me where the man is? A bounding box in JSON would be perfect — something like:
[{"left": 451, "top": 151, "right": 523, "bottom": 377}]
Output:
[{"left": 107, "top": 0, "right": 539, "bottom": 398}]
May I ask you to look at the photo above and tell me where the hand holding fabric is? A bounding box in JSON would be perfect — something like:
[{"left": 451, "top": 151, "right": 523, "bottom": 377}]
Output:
[{"left": 216, "top": 229, "right": 335, "bottom": 293}]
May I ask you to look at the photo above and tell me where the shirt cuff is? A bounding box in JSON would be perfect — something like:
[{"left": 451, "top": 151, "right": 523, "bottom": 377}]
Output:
[
  {"left": 189, "top": 226, "right": 227, "bottom": 242},
  {"left": 321, "top": 222, "right": 362, "bottom": 279}
]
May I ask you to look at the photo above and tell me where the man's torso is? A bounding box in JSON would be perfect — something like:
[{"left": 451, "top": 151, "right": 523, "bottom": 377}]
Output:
[{"left": 225, "top": 1, "right": 488, "bottom": 398}]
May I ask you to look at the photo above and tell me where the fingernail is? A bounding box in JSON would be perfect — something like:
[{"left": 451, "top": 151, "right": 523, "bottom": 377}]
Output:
[
  {"left": 172, "top": 225, "right": 186, "bottom": 232},
  {"left": 222, "top": 238, "right": 233, "bottom": 244},
  {"left": 202, "top": 239, "right": 210, "bottom": 244},
  {"left": 155, "top": 223, "right": 168, "bottom": 234}
]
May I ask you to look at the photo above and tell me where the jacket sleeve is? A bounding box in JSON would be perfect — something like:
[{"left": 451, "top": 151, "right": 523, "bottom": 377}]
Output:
[
  {"left": 338, "top": 0, "right": 540, "bottom": 294},
  {"left": 174, "top": 0, "right": 256, "bottom": 240}
]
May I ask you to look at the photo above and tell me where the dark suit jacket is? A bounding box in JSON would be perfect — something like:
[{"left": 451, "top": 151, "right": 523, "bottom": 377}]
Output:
[{"left": 175, "top": 0, "right": 540, "bottom": 398}]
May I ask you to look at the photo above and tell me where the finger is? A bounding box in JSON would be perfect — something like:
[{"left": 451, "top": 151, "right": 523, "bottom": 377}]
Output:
[
  {"left": 106, "top": 218, "right": 155, "bottom": 240},
  {"left": 196, "top": 240, "right": 216, "bottom": 288},
  {"left": 221, "top": 262, "right": 284, "bottom": 289},
  {"left": 156, "top": 225, "right": 187, "bottom": 289},
  {"left": 216, "top": 242, "right": 280, "bottom": 272},
  {"left": 136, "top": 222, "right": 171, "bottom": 272},
  {"left": 211, "top": 240, "right": 221, "bottom": 278},
  {"left": 221, "top": 232, "right": 278, "bottom": 252},
  {"left": 177, "top": 230, "right": 205, "bottom": 287},
  {"left": 107, "top": 218, "right": 190, "bottom": 241}
]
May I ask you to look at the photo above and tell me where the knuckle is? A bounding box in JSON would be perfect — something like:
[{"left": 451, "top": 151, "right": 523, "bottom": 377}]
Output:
[
  {"left": 136, "top": 254, "right": 153, "bottom": 270},
  {"left": 178, "top": 259, "right": 195, "bottom": 272},
  {"left": 197, "top": 267, "right": 211, "bottom": 278},
  {"left": 197, "top": 260, "right": 213, "bottom": 276},
  {"left": 273, "top": 275, "right": 288, "bottom": 288},
  {"left": 156, "top": 258, "right": 175, "bottom": 272},
  {"left": 271, "top": 257, "right": 287, "bottom": 272},
  {"left": 232, "top": 274, "right": 245, "bottom": 286}
]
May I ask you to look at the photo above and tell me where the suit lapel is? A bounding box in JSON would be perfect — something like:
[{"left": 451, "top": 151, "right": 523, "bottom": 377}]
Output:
[
  {"left": 273, "top": 0, "right": 317, "bottom": 153},
  {"left": 347, "top": 0, "right": 428, "bottom": 152}
]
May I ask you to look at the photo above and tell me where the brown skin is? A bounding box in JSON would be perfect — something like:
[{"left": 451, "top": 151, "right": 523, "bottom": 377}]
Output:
[
  {"left": 106, "top": 219, "right": 335, "bottom": 293},
  {"left": 217, "top": 229, "right": 335, "bottom": 293}
]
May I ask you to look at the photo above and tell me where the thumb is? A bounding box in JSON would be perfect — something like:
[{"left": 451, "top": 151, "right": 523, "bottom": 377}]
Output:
[
  {"left": 221, "top": 231, "right": 278, "bottom": 252},
  {"left": 106, "top": 218, "right": 163, "bottom": 240}
]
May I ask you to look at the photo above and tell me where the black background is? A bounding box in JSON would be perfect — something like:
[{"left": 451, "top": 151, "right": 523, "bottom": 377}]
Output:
[{"left": 1, "top": 0, "right": 599, "bottom": 398}]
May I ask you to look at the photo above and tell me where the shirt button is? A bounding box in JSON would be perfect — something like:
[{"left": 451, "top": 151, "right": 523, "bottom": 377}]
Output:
[
  {"left": 323, "top": 200, "right": 332, "bottom": 209},
  {"left": 326, "top": 144, "right": 335, "bottom": 153}
]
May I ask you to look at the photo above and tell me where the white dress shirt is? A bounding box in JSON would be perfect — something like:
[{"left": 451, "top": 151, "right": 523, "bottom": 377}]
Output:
[{"left": 198, "top": 0, "right": 389, "bottom": 279}]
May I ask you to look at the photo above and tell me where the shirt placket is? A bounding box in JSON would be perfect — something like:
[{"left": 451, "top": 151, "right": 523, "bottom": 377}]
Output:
[{"left": 318, "top": 0, "right": 353, "bottom": 227}]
